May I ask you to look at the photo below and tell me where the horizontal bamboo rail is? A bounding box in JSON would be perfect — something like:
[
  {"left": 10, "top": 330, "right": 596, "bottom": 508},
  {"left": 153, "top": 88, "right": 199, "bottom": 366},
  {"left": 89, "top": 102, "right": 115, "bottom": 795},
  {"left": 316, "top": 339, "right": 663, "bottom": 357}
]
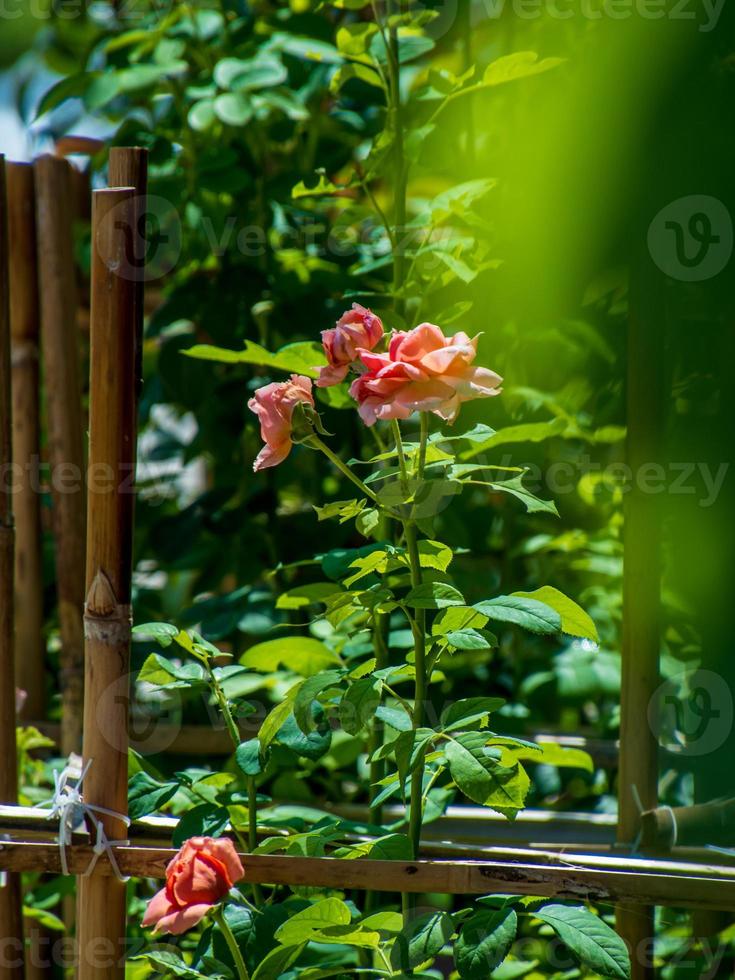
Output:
[
  {"left": 1, "top": 840, "right": 734, "bottom": 911},
  {"left": 0, "top": 803, "right": 731, "bottom": 871}
]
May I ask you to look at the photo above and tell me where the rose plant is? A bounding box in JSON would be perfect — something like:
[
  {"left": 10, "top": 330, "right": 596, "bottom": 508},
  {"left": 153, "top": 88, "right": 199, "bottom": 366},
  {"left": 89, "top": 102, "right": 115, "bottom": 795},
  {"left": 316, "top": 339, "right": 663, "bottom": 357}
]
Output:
[{"left": 131, "top": 307, "right": 630, "bottom": 980}]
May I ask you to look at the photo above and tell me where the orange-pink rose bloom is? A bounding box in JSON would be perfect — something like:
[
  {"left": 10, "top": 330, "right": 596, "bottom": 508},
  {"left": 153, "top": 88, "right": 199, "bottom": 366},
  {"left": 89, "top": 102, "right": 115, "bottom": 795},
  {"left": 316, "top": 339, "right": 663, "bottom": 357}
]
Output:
[
  {"left": 248, "top": 374, "right": 314, "bottom": 471},
  {"left": 317, "top": 303, "right": 384, "bottom": 387},
  {"left": 349, "top": 323, "right": 502, "bottom": 426},
  {"left": 142, "top": 836, "right": 244, "bottom": 936}
]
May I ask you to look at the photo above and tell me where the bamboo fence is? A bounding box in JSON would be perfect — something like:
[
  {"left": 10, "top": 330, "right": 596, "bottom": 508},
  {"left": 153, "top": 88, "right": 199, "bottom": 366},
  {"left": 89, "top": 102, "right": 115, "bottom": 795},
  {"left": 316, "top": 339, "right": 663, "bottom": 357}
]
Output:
[{"left": 0, "top": 145, "right": 720, "bottom": 980}]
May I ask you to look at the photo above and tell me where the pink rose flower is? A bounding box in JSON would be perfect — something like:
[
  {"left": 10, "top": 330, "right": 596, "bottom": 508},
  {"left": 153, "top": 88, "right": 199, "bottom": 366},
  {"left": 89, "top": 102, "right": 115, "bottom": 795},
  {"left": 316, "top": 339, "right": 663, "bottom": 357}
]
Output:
[
  {"left": 317, "top": 304, "right": 384, "bottom": 387},
  {"left": 349, "top": 322, "right": 502, "bottom": 426},
  {"left": 248, "top": 374, "right": 314, "bottom": 471},
  {"left": 142, "top": 837, "right": 244, "bottom": 936}
]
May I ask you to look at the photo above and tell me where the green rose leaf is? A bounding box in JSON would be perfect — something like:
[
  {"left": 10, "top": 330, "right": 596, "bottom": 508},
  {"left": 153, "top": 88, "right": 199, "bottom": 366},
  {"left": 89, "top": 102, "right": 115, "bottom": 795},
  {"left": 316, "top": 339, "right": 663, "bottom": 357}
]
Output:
[
  {"left": 455, "top": 908, "right": 518, "bottom": 979},
  {"left": 473, "top": 596, "right": 561, "bottom": 635},
  {"left": 128, "top": 772, "right": 179, "bottom": 820},
  {"left": 275, "top": 898, "right": 351, "bottom": 945},
  {"left": 405, "top": 582, "right": 465, "bottom": 609},
  {"left": 512, "top": 586, "right": 599, "bottom": 643},
  {"left": 531, "top": 904, "right": 630, "bottom": 979},
  {"left": 441, "top": 697, "right": 506, "bottom": 733},
  {"left": 391, "top": 911, "right": 454, "bottom": 971},
  {"left": 445, "top": 732, "right": 527, "bottom": 815}
]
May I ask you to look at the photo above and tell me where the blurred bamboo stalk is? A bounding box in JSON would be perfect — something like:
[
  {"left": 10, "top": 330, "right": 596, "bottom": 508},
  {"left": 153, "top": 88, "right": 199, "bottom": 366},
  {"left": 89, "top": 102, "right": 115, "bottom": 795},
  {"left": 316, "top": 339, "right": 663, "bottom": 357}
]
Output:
[
  {"left": 616, "top": 243, "right": 665, "bottom": 980},
  {"left": 76, "top": 187, "right": 140, "bottom": 980},
  {"left": 0, "top": 154, "right": 25, "bottom": 980},
  {"left": 7, "top": 162, "right": 45, "bottom": 725},
  {"left": 34, "top": 154, "right": 86, "bottom": 758}
]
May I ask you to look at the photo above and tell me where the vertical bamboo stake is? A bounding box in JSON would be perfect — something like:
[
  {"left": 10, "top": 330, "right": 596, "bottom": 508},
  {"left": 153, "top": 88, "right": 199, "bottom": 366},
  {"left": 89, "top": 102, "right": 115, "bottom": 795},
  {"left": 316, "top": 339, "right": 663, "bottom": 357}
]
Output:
[
  {"left": 0, "top": 155, "right": 25, "bottom": 979},
  {"left": 616, "top": 249, "right": 665, "bottom": 979},
  {"left": 108, "top": 146, "right": 149, "bottom": 397},
  {"left": 34, "top": 154, "right": 86, "bottom": 758},
  {"left": 7, "top": 162, "right": 45, "bottom": 724},
  {"left": 76, "top": 187, "right": 139, "bottom": 980}
]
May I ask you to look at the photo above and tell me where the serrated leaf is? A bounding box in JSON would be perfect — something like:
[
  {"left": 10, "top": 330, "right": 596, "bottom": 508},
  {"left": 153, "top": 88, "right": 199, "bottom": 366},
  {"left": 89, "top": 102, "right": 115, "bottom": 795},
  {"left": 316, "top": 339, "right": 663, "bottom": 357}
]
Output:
[
  {"left": 405, "top": 582, "right": 465, "bottom": 609},
  {"left": 445, "top": 628, "right": 497, "bottom": 651},
  {"left": 432, "top": 606, "right": 489, "bottom": 635},
  {"left": 252, "top": 943, "right": 306, "bottom": 980},
  {"left": 235, "top": 739, "right": 263, "bottom": 777},
  {"left": 532, "top": 904, "right": 630, "bottom": 979},
  {"left": 128, "top": 772, "right": 179, "bottom": 820},
  {"left": 133, "top": 622, "right": 179, "bottom": 645},
  {"left": 455, "top": 908, "right": 518, "bottom": 979},
  {"left": 241, "top": 637, "right": 339, "bottom": 676},
  {"left": 416, "top": 540, "right": 454, "bottom": 571},
  {"left": 340, "top": 677, "right": 381, "bottom": 735},
  {"left": 445, "top": 732, "right": 527, "bottom": 814},
  {"left": 172, "top": 804, "right": 230, "bottom": 848},
  {"left": 441, "top": 698, "right": 506, "bottom": 733},
  {"left": 276, "top": 583, "right": 342, "bottom": 610},
  {"left": 513, "top": 586, "right": 598, "bottom": 642},
  {"left": 294, "top": 670, "right": 343, "bottom": 734},
  {"left": 137, "top": 654, "right": 205, "bottom": 689},
  {"left": 460, "top": 418, "right": 567, "bottom": 460},
  {"left": 474, "top": 596, "right": 561, "bottom": 635},
  {"left": 482, "top": 52, "right": 564, "bottom": 87},
  {"left": 391, "top": 911, "right": 454, "bottom": 971},
  {"left": 275, "top": 899, "right": 351, "bottom": 944},
  {"left": 183, "top": 339, "right": 325, "bottom": 377}
]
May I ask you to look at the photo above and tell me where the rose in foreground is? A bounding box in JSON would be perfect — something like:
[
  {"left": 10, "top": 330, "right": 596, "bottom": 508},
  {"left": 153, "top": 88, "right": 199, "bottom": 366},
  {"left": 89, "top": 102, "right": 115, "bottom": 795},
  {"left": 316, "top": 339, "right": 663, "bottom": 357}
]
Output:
[
  {"left": 142, "top": 836, "right": 244, "bottom": 935},
  {"left": 350, "top": 322, "right": 502, "bottom": 425},
  {"left": 248, "top": 374, "right": 314, "bottom": 471},
  {"left": 317, "top": 303, "right": 384, "bottom": 387}
]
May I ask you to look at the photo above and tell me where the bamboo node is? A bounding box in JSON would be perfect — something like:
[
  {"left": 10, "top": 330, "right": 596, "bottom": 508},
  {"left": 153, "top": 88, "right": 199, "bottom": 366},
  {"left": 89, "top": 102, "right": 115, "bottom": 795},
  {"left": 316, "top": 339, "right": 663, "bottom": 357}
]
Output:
[{"left": 84, "top": 570, "right": 132, "bottom": 644}]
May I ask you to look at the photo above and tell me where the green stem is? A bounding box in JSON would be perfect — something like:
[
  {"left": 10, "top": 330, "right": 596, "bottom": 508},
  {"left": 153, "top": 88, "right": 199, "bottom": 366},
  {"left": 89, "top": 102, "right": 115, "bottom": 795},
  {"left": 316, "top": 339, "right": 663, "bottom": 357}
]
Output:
[
  {"left": 391, "top": 420, "right": 409, "bottom": 493},
  {"left": 208, "top": 664, "right": 263, "bottom": 903},
  {"left": 403, "top": 519, "right": 427, "bottom": 865},
  {"left": 369, "top": 613, "right": 389, "bottom": 828},
  {"left": 213, "top": 907, "right": 250, "bottom": 980},
  {"left": 209, "top": 665, "right": 241, "bottom": 750},
  {"left": 312, "top": 436, "right": 380, "bottom": 504},
  {"left": 418, "top": 413, "right": 429, "bottom": 481}
]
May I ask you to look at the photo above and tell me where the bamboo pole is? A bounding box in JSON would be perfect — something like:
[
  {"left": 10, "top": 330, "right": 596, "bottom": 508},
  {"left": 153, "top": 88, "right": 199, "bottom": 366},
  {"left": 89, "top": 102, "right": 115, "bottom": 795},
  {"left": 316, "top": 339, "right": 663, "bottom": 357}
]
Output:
[
  {"left": 75, "top": 187, "right": 139, "bottom": 980},
  {"left": 615, "top": 246, "right": 665, "bottom": 979},
  {"left": 34, "top": 154, "right": 86, "bottom": 758},
  {"left": 108, "top": 147, "right": 148, "bottom": 401},
  {"left": 4, "top": 842, "right": 735, "bottom": 911},
  {"left": 6, "top": 162, "right": 44, "bottom": 724},
  {"left": 6, "top": 159, "right": 53, "bottom": 980},
  {"left": 0, "top": 154, "right": 25, "bottom": 980}
]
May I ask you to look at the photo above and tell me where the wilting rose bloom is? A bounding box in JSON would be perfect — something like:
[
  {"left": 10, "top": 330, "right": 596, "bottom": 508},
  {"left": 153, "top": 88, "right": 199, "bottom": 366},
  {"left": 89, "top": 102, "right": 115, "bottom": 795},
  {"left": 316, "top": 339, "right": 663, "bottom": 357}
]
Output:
[
  {"left": 349, "top": 322, "right": 502, "bottom": 426},
  {"left": 142, "top": 837, "right": 244, "bottom": 936},
  {"left": 317, "top": 304, "right": 384, "bottom": 387},
  {"left": 248, "top": 374, "right": 314, "bottom": 471}
]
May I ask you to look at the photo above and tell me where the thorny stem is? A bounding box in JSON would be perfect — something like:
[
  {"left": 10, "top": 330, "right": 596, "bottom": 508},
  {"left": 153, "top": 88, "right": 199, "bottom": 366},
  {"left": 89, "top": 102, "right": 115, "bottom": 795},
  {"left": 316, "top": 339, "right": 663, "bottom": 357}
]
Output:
[
  {"left": 213, "top": 906, "right": 250, "bottom": 980},
  {"left": 207, "top": 663, "right": 263, "bottom": 904}
]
